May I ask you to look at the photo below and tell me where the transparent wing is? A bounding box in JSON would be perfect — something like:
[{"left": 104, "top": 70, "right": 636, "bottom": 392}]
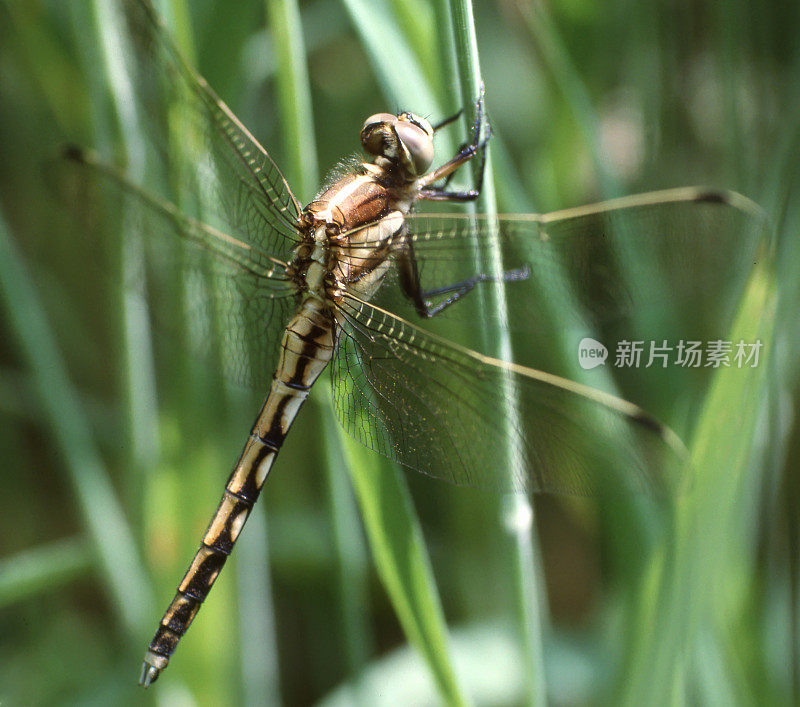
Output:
[
  {"left": 330, "top": 189, "right": 771, "bottom": 493},
  {"left": 65, "top": 148, "right": 298, "bottom": 388},
  {"left": 332, "top": 294, "right": 683, "bottom": 495},
  {"left": 374, "top": 189, "right": 767, "bottom": 358},
  {"left": 120, "top": 0, "right": 302, "bottom": 258}
]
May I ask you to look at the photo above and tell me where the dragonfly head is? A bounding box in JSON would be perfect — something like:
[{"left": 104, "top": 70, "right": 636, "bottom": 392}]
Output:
[{"left": 360, "top": 111, "right": 434, "bottom": 177}]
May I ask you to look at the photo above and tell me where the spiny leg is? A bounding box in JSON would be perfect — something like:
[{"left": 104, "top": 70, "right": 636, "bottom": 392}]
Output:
[
  {"left": 431, "top": 107, "right": 463, "bottom": 132},
  {"left": 418, "top": 266, "right": 530, "bottom": 318},
  {"left": 420, "top": 85, "right": 492, "bottom": 202},
  {"left": 398, "top": 237, "right": 529, "bottom": 319}
]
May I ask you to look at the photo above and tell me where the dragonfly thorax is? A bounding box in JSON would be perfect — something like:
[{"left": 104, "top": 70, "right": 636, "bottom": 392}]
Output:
[
  {"left": 292, "top": 192, "right": 407, "bottom": 305},
  {"left": 292, "top": 147, "right": 425, "bottom": 304}
]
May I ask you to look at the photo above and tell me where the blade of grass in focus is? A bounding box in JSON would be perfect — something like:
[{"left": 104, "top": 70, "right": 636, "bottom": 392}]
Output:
[{"left": 449, "top": 1, "right": 548, "bottom": 703}]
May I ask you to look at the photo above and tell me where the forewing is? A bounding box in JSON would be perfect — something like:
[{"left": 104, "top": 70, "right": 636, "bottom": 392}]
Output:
[
  {"left": 385, "top": 189, "right": 768, "bottom": 363},
  {"left": 120, "top": 0, "right": 302, "bottom": 257},
  {"left": 66, "top": 149, "right": 297, "bottom": 388}
]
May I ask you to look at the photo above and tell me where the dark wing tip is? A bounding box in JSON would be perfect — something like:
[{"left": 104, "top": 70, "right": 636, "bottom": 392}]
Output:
[
  {"left": 688, "top": 188, "right": 735, "bottom": 206},
  {"left": 630, "top": 407, "right": 691, "bottom": 472},
  {"left": 61, "top": 143, "right": 87, "bottom": 163},
  {"left": 629, "top": 408, "right": 665, "bottom": 434},
  {"left": 687, "top": 187, "right": 768, "bottom": 224}
]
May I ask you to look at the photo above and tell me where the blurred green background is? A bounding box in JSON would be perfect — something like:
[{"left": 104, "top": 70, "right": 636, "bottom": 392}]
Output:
[{"left": 0, "top": 0, "right": 798, "bottom": 705}]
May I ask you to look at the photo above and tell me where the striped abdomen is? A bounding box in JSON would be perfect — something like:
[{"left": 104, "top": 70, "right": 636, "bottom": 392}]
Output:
[{"left": 141, "top": 298, "right": 337, "bottom": 684}]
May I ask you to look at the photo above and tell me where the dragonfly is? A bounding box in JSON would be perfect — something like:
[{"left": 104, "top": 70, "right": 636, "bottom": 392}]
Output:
[{"left": 65, "top": 0, "right": 768, "bottom": 688}]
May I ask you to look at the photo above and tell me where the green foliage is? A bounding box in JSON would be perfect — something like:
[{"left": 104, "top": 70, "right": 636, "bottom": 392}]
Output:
[{"left": 0, "top": 0, "right": 798, "bottom": 704}]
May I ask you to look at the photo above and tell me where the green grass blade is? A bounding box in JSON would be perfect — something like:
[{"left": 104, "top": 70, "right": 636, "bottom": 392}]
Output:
[
  {"left": 270, "top": 0, "right": 375, "bottom": 693},
  {"left": 324, "top": 2, "right": 465, "bottom": 702},
  {"left": 0, "top": 536, "right": 93, "bottom": 608},
  {"left": 0, "top": 207, "right": 155, "bottom": 638},
  {"left": 449, "top": 2, "right": 548, "bottom": 703},
  {"left": 318, "top": 394, "right": 375, "bottom": 685},
  {"left": 266, "top": 0, "right": 319, "bottom": 201},
  {"left": 388, "top": 0, "right": 441, "bottom": 96},
  {"left": 339, "top": 0, "right": 441, "bottom": 114},
  {"left": 80, "top": 0, "right": 163, "bottom": 501},
  {"left": 236, "top": 507, "right": 282, "bottom": 706},
  {"left": 335, "top": 418, "right": 468, "bottom": 706},
  {"left": 515, "top": 0, "right": 621, "bottom": 199}
]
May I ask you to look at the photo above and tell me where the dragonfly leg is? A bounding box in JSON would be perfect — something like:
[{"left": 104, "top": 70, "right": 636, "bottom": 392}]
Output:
[
  {"left": 431, "top": 107, "right": 463, "bottom": 132},
  {"left": 398, "top": 238, "right": 529, "bottom": 318},
  {"left": 418, "top": 85, "right": 491, "bottom": 202},
  {"left": 419, "top": 265, "right": 530, "bottom": 317}
]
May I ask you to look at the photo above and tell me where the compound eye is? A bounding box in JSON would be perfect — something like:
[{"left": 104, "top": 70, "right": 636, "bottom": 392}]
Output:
[
  {"left": 395, "top": 121, "right": 434, "bottom": 175},
  {"left": 360, "top": 113, "right": 397, "bottom": 156}
]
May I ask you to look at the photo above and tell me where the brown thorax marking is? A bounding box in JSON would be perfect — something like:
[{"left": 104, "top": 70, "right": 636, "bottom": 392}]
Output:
[{"left": 287, "top": 108, "right": 456, "bottom": 305}]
